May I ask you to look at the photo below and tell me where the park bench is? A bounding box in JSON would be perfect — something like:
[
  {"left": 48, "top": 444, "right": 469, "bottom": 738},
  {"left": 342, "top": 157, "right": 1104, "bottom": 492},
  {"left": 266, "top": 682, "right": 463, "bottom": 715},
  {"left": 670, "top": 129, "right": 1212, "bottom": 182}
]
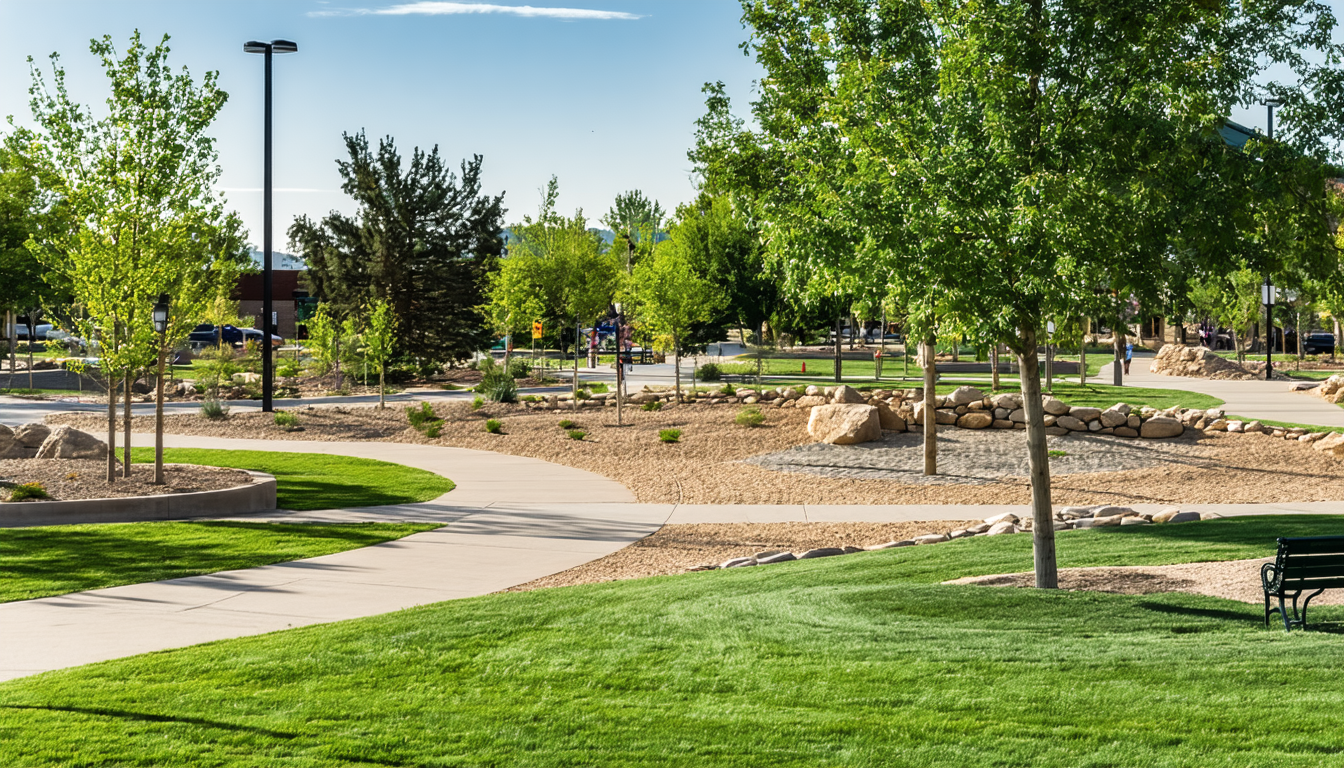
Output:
[{"left": 1262, "top": 536, "right": 1344, "bottom": 632}]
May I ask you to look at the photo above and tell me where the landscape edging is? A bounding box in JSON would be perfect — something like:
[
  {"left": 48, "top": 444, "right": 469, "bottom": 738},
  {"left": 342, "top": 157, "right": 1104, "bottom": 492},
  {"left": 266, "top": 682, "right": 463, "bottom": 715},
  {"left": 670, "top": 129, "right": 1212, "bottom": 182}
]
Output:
[{"left": 0, "top": 467, "right": 277, "bottom": 527}]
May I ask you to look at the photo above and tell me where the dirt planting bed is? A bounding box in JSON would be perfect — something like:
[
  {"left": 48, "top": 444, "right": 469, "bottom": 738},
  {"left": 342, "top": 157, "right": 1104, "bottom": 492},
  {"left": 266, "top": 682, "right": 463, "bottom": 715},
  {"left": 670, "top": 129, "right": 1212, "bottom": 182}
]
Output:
[
  {"left": 0, "top": 459, "right": 252, "bottom": 502},
  {"left": 47, "top": 400, "right": 1344, "bottom": 506}
]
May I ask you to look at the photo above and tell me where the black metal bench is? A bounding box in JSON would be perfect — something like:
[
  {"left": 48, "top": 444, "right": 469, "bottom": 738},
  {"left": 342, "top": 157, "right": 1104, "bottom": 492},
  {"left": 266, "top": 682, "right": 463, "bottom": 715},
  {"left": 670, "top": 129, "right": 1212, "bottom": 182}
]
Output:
[{"left": 1262, "top": 536, "right": 1344, "bottom": 632}]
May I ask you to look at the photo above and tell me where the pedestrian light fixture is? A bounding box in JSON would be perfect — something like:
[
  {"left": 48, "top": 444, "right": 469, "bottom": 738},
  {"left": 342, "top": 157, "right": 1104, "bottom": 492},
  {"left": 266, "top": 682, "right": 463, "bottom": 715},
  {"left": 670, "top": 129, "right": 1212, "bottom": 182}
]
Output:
[{"left": 152, "top": 294, "right": 171, "bottom": 335}]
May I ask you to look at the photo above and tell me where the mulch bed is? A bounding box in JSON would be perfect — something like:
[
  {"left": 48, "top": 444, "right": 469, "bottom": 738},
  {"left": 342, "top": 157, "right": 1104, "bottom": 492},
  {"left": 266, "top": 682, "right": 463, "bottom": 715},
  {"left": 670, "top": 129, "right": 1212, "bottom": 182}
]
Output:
[{"left": 0, "top": 459, "right": 252, "bottom": 502}]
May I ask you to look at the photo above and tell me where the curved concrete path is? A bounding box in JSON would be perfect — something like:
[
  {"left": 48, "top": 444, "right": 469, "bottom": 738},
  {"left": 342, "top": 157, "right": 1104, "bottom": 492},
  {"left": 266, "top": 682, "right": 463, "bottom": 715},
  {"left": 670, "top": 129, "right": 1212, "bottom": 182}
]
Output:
[
  {"left": 0, "top": 435, "right": 655, "bottom": 683},
  {"left": 1102, "top": 355, "right": 1344, "bottom": 428}
]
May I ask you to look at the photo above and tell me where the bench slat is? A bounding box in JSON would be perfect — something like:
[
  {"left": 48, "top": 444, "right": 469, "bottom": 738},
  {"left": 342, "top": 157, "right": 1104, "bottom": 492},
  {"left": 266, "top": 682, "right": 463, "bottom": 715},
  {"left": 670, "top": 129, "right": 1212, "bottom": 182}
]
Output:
[
  {"left": 1282, "top": 556, "right": 1344, "bottom": 574},
  {"left": 1281, "top": 565, "right": 1344, "bottom": 580},
  {"left": 1279, "top": 536, "right": 1344, "bottom": 555},
  {"left": 1280, "top": 578, "right": 1344, "bottom": 591}
]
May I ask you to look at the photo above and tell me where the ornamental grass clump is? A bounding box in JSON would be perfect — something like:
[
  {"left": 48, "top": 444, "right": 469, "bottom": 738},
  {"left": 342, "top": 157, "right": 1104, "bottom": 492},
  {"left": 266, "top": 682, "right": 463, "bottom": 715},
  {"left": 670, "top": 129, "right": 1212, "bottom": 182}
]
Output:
[
  {"left": 199, "top": 398, "right": 229, "bottom": 421},
  {"left": 470, "top": 396, "right": 485, "bottom": 411},
  {"left": 558, "top": 419, "right": 576, "bottom": 429},
  {"left": 567, "top": 430, "right": 587, "bottom": 441},
  {"left": 642, "top": 400, "right": 663, "bottom": 412},
  {"left": 6, "top": 482, "right": 50, "bottom": 502},
  {"left": 485, "top": 419, "right": 503, "bottom": 434},
  {"left": 659, "top": 429, "right": 681, "bottom": 443},
  {"left": 475, "top": 367, "right": 518, "bottom": 403},
  {"left": 735, "top": 407, "right": 766, "bottom": 427}
]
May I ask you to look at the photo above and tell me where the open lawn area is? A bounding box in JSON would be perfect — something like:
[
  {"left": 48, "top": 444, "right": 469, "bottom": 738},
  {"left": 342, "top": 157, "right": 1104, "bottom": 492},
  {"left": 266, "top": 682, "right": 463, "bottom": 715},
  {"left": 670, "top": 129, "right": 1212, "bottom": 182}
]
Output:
[
  {"left": 0, "top": 521, "right": 438, "bottom": 603},
  {"left": 127, "top": 448, "right": 457, "bottom": 511},
  {"left": 1, "top": 515, "right": 1342, "bottom": 766}
]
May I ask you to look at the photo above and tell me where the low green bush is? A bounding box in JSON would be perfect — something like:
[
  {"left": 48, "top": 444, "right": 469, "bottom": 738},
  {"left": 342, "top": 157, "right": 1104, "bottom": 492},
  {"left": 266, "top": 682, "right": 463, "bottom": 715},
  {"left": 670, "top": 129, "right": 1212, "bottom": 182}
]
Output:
[
  {"left": 567, "top": 430, "right": 587, "bottom": 441},
  {"left": 199, "top": 398, "right": 229, "bottom": 421},
  {"left": 273, "top": 411, "right": 300, "bottom": 431},
  {"left": 735, "top": 407, "right": 766, "bottom": 428},
  {"left": 506, "top": 358, "right": 531, "bottom": 379},
  {"left": 424, "top": 422, "right": 442, "bottom": 439},
  {"left": 476, "top": 367, "right": 518, "bottom": 403},
  {"left": 485, "top": 419, "right": 503, "bottom": 434},
  {"left": 6, "top": 481, "right": 50, "bottom": 502},
  {"left": 697, "top": 363, "right": 721, "bottom": 381},
  {"left": 575, "top": 390, "right": 591, "bottom": 401},
  {"left": 471, "top": 396, "right": 485, "bottom": 411},
  {"left": 406, "top": 402, "right": 438, "bottom": 429},
  {"left": 276, "top": 359, "right": 301, "bottom": 378},
  {"left": 642, "top": 400, "right": 663, "bottom": 411},
  {"left": 659, "top": 429, "right": 681, "bottom": 443},
  {"left": 558, "top": 419, "right": 576, "bottom": 429}
]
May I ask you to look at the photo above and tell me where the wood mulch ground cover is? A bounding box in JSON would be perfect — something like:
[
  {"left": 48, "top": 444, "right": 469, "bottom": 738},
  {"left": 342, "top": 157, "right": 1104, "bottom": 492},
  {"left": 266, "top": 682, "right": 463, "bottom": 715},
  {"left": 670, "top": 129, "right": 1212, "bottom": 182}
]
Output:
[
  {"left": 47, "top": 400, "right": 1344, "bottom": 506},
  {"left": 0, "top": 459, "right": 251, "bottom": 502}
]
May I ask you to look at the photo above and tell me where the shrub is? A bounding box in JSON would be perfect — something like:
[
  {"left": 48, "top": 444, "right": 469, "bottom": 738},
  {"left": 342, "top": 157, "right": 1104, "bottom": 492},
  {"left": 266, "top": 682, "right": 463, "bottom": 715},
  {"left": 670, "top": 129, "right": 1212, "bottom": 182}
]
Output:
[
  {"left": 424, "top": 422, "right": 442, "bottom": 439},
  {"left": 485, "top": 419, "right": 503, "bottom": 434},
  {"left": 567, "top": 429, "right": 587, "bottom": 441},
  {"left": 506, "top": 358, "right": 531, "bottom": 379},
  {"left": 659, "top": 429, "right": 681, "bottom": 443},
  {"left": 406, "top": 402, "right": 438, "bottom": 429},
  {"left": 471, "top": 396, "right": 485, "bottom": 411},
  {"left": 276, "top": 358, "right": 301, "bottom": 378},
  {"left": 7, "top": 481, "right": 50, "bottom": 502},
  {"left": 575, "top": 389, "right": 591, "bottom": 400},
  {"left": 200, "top": 398, "right": 229, "bottom": 421},
  {"left": 642, "top": 400, "right": 663, "bottom": 412},
  {"left": 558, "top": 419, "right": 576, "bottom": 429},
  {"left": 697, "top": 363, "right": 721, "bottom": 381},
  {"left": 476, "top": 367, "right": 518, "bottom": 403},
  {"left": 587, "top": 382, "right": 609, "bottom": 394},
  {"left": 735, "top": 407, "right": 766, "bottom": 427},
  {"left": 722, "top": 383, "right": 736, "bottom": 396},
  {"left": 273, "top": 411, "right": 300, "bottom": 431}
]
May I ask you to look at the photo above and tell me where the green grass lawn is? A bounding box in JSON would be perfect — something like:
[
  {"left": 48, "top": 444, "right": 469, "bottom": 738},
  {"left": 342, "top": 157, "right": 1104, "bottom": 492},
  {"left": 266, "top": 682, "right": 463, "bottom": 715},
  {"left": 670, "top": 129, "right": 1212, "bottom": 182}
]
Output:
[
  {"left": 1, "top": 515, "right": 1341, "bottom": 766},
  {"left": 0, "top": 521, "right": 437, "bottom": 604},
  {"left": 127, "top": 448, "right": 457, "bottom": 511}
]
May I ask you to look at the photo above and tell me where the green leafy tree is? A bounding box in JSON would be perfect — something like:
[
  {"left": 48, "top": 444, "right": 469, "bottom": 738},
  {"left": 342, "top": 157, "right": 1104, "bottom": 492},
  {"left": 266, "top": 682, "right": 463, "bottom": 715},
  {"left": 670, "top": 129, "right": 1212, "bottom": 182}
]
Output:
[
  {"left": 290, "top": 131, "right": 505, "bottom": 367},
  {"left": 700, "top": 0, "right": 1344, "bottom": 588},
  {"left": 602, "top": 189, "right": 664, "bottom": 274},
  {"left": 634, "top": 239, "right": 725, "bottom": 401},
  {"left": 363, "top": 298, "right": 397, "bottom": 408},
  {"left": 489, "top": 178, "right": 620, "bottom": 407},
  {"left": 20, "top": 31, "right": 247, "bottom": 482}
]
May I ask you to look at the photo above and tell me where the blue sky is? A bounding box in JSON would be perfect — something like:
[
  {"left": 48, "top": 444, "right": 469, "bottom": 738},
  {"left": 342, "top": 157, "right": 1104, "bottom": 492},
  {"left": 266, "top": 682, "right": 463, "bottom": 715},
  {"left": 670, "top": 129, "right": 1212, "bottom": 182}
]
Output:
[{"left": 0, "top": 1, "right": 764, "bottom": 248}]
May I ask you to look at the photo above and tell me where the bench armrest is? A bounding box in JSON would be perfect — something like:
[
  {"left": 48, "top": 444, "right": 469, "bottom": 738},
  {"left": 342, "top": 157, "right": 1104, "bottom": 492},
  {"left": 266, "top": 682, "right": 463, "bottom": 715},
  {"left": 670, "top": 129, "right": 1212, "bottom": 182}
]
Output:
[{"left": 1262, "top": 562, "right": 1280, "bottom": 594}]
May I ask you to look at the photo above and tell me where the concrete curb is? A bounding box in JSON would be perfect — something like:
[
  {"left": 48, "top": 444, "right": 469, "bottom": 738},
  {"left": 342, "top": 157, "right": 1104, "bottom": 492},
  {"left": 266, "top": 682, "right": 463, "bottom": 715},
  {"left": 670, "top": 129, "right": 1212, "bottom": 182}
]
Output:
[{"left": 0, "top": 467, "right": 277, "bottom": 527}]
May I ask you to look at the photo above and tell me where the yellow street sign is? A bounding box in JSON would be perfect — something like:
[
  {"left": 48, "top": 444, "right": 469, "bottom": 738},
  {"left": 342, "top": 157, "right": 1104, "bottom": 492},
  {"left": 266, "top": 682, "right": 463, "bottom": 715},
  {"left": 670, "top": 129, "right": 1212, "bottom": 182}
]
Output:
[{"left": 532, "top": 321, "right": 544, "bottom": 339}]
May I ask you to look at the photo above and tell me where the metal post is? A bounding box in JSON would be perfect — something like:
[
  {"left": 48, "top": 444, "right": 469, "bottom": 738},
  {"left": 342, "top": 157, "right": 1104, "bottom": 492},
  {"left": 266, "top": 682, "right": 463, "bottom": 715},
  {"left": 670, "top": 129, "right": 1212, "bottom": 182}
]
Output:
[
  {"left": 154, "top": 341, "right": 165, "bottom": 485},
  {"left": 1266, "top": 276, "right": 1275, "bottom": 380},
  {"left": 261, "top": 45, "right": 275, "bottom": 412}
]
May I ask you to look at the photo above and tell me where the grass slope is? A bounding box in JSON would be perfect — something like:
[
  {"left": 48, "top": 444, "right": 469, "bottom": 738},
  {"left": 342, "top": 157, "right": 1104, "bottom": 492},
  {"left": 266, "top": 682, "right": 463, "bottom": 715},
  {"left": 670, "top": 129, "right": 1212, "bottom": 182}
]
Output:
[
  {"left": 0, "top": 521, "right": 438, "bottom": 603},
  {"left": 2, "top": 516, "right": 1342, "bottom": 766},
  {"left": 129, "top": 448, "right": 456, "bottom": 511}
]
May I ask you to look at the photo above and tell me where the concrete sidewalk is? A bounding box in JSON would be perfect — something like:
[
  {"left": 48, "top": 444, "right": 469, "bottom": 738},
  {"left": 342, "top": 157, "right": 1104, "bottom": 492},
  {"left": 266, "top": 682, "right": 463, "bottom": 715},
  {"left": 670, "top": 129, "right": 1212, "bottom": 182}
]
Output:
[{"left": 1101, "top": 356, "right": 1344, "bottom": 428}]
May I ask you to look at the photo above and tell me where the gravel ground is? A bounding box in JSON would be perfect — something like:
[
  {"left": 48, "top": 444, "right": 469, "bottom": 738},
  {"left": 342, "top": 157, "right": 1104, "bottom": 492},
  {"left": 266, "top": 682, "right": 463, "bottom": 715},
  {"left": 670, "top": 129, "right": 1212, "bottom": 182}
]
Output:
[
  {"left": 746, "top": 429, "right": 1194, "bottom": 484},
  {"left": 0, "top": 459, "right": 252, "bottom": 501},
  {"left": 46, "top": 402, "right": 1344, "bottom": 505},
  {"left": 946, "top": 558, "right": 1344, "bottom": 606},
  {"left": 507, "top": 521, "right": 977, "bottom": 591}
]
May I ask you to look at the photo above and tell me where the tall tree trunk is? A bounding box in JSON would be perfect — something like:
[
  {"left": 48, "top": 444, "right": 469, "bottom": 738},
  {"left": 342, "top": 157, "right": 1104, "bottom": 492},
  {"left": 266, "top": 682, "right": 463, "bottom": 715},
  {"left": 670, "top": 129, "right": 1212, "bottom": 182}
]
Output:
[
  {"left": 1334, "top": 317, "right": 1341, "bottom": 361},
  {"left": 572, "top": 316, "right": 580, "bottom": 411},
  {"left": 1045, "top": 332, "right": 1053, "bottom": 393},
  {"left": 379, "top": 368, "right": 385, "bottom": 409},
  {"left": 6, "top": 310, "right": 14, "bottom": 374},
  {"left": 1080, "top": 318, "right": 1090, "bottom": 384},
  {"left": 122, "top": 371, "right": 132, "bottom": 478},
  {"left": 106, "top": 373, "right": 117, "bottom": 483},
  {"left": 878, "top": 309, "right": 887, "bottom": 381},
  {"left": 922, "top": 336, "right": 937, "bottom": 476},
  {"left": 991, "top": 345, "right": 1000, "bottom": 391},
  {"left": 27, "top": 308, "right": 38, "bottom": 391},
  {"left": 833, "top": 317, "right": 843, "bottom": 383},
  {"left": 1018, "top": 326, "right": 1057, "bottom": 589}
]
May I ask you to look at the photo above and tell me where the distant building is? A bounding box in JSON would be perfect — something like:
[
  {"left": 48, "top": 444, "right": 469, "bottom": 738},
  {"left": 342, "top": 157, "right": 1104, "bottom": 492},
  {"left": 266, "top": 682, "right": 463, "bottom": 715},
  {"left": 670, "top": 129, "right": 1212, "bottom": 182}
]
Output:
[
  {"left": 247, "top": 248, "right": 306, "bottom": 271},
  {"left": 235, "top": 270, "right": 303, "bottom": 339}
]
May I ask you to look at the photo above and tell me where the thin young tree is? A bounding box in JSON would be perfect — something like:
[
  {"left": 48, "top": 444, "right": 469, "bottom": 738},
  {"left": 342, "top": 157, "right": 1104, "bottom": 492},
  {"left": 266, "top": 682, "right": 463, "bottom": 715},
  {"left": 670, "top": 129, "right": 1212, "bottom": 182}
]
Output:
[
  {"left": 363, "top": 298, "right": 397, "bottom": 408},
  {"left": 634, "top": 240, "right": 725, "bottom": 402}
]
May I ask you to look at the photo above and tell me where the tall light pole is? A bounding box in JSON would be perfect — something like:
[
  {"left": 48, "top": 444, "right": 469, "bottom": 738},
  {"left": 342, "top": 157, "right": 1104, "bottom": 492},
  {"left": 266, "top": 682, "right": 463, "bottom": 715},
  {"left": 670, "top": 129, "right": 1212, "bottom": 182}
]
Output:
[
  {"left": 152, "top": 294, "right": 170, "bottom": 485},
  {"left": 244, "top": 38, "right": 298, "bottom": 412},
  {"left": 1262, "top": 96, "right": 1284, "bottom": 380}
]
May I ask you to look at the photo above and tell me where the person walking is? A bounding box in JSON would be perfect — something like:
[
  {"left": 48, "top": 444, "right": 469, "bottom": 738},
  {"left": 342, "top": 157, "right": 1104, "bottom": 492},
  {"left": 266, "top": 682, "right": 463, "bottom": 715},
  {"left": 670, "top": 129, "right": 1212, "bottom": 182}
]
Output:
[{"left": 1123, "top": 341, "right": 1133, "bottom": 375}]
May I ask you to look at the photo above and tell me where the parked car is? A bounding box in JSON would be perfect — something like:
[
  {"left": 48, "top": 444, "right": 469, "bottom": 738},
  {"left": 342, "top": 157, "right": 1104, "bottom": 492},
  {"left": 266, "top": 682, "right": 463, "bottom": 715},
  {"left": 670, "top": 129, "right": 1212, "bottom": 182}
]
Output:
[
  {"left": 239, "top": 327, "right": 284, "bottom": 348},
  {"left": 187, "top": 324, "right": 247, "bottom": 350},
  {"left": 1303, "top": 332, "right": 1336, "bottom": 355},
  {"left": 9, "top": 323, "right": 53, "bottom": 340}
]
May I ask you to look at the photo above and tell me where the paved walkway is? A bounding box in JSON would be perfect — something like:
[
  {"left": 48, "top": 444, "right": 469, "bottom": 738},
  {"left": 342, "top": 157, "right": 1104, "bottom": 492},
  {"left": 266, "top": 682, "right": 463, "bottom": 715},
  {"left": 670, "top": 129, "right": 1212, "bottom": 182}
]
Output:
[{"left": 1100, "top": 355, "right": 1344, "bottom": 428}]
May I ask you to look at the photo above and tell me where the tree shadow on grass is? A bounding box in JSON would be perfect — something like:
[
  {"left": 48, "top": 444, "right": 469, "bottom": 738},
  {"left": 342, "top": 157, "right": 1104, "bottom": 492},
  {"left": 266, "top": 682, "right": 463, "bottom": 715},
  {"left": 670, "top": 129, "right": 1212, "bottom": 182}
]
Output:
[{"left": 1, "top": 704, "right": 298, "bottom": 738}]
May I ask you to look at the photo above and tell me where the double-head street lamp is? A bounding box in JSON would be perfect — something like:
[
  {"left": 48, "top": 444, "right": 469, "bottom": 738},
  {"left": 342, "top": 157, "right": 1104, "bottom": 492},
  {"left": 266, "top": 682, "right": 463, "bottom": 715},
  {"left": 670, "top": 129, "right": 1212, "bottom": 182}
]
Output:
[
  {"left": 1261, "top": 96, "right": 1286, "bottom": 380},
  {"left": 243, "top": 38, "right": 298, "bottom": 412},
  {"left": 152, "top": 293, "right": 171, "bottom": 485}
]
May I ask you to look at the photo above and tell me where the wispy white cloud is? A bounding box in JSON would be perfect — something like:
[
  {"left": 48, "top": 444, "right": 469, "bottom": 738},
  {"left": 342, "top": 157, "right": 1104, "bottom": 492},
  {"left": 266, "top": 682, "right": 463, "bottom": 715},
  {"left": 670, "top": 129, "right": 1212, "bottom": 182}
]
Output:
[{"left": 311, "top": 2, "right": 643, "bottom": 20}]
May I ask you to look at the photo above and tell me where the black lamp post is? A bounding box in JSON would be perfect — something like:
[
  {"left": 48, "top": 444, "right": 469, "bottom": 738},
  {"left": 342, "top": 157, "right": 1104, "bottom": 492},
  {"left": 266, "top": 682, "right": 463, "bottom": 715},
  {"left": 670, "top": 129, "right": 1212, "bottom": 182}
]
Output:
[
  {"left": 244, "top": 38, "right": 298, "bottom": 412},
  {"left": 152, "top": 293, "right": 170, "bottom": 485},
  {"left": 1262, "top": 96, "right": 1285, "bottom": 380}
]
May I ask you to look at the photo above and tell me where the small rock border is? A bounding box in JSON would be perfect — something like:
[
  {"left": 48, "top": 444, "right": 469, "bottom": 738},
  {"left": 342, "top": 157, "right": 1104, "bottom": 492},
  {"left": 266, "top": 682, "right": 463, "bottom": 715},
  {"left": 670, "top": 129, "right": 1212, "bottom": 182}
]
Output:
[{"left": 687, "top": 505, "right": 1222, "bottom": 572}]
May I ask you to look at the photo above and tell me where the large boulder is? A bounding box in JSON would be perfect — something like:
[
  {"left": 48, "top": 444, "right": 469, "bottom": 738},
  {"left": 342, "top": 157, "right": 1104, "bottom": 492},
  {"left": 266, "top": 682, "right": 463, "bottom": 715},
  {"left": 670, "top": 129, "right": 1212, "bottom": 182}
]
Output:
[
  {"left": 1042, "top": 396, "right": 1070, "bottom": 416},
  {"left": 1313, "top": 432, "right": 1344, "bottom": 457},
  {"left": 1055, "top": 415, "right": 1087, "bottom": 432},
  {"left": 831, "top": 385, "right": 865, "bottom": 404},
  {"left": 35, "top": 426, "right": 111, "bottom": 461},
  {"left": 957, "top": 412, "right": 993, "bottom": 429},
  {"left": 1068, "top": 407, "right": 1102, "bottom": 423},
  {"left": 1099, "top": 407, "right": 1129, "bottom": 428},
  {"left": 1151, "top": 344, "right": 1255, "bottom": 380},
  {"left": 874, "top": 400, "right": 907, "bottom": 432},
  {"left": 990, "top": 393, "right": 1022, "bottom": 411},
  {"left": 0, "top": 424, "right": 20, "bottom": 459},
  {"left": 946, "top": 386, "right": 986, "bottom": 407},
  {"left": 808, "top": 404, "right": 882, "bottom": 445},
  {"left": 1140, "top": 416, "right": 1184, "bottom": 439},
  {"left": 8, "top": 424, "right": 51, "bottom": 458},
  {"left": 795, "top": 395, "right": 828, "bottom": 408}
]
